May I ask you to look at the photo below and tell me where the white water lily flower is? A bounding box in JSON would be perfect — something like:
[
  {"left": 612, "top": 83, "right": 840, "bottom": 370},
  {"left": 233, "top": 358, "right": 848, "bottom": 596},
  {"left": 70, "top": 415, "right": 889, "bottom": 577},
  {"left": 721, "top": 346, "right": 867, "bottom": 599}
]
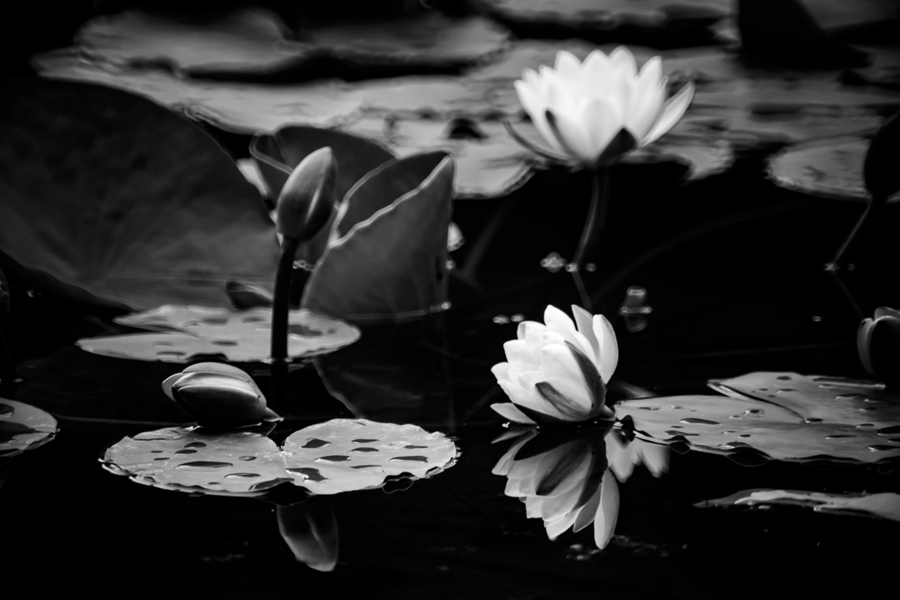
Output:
[
  {"left": 491, "top": 305, "right": 618, "bottom": 426},
  {"left": 511, "top": 47, "right": 695, "bottom": 167}
]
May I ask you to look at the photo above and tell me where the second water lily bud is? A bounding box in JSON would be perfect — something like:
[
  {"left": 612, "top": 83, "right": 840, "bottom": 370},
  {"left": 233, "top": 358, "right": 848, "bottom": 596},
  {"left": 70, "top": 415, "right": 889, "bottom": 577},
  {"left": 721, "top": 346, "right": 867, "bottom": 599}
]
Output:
[
  {"left": 491, "top": 305, "right": 618, "bottom": 426},
  {"left": 162, "top": 362, "right": 281, "bottom": 428},
  {"left": 858, "top": 307, "right": 900, "bottom": 387},
  {"left": 275, "top": 147, "right": 337, "bottom": 243}
]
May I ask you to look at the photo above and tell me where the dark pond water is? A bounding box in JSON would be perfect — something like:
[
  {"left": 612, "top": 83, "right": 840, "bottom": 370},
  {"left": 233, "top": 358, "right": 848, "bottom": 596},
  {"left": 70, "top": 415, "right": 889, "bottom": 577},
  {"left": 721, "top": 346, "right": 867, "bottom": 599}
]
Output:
[{"left": 2, "top": 2, "right": 900, "bottom": 598}]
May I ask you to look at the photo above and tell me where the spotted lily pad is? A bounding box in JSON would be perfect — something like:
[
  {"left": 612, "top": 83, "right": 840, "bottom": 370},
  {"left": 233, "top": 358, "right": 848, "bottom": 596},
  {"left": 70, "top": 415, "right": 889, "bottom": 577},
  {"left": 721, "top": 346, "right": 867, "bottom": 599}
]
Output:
[
  {"left": 77, "top": 305, "right": 360, "bottom": 362},
  {"left": 103, "top": 418, "right": 458, "bottom": 496},
  {"left": 697, "top": 489, "right": 900, "bottom": 522},
  {"left": 0, "top": 399, "right": 58, "bottom": 458},
  {"left": 615, "top": 372, "right": 900, "bottom": 463},
  {"left": 0, "top": 79, "right": 279, "bottom": 310}
]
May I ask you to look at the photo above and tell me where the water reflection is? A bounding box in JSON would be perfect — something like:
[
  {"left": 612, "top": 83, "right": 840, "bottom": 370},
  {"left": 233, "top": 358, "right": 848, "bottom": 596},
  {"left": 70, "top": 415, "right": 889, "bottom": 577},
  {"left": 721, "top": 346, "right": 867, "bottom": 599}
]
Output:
[
  {"left": 493, "top": 424, "right": 667, "bottom": 549},
  {"left": 277, "top": 497, "right": 339, "bottom": 572}
]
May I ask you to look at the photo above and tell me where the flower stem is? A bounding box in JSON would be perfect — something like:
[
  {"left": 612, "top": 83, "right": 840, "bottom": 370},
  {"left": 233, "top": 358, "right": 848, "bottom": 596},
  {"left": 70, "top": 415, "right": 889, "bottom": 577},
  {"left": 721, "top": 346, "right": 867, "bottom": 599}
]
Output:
[
  {"left": 271, "top": 237, "right": 300, "bottom": 364},
  {"left": 828, "top": 194, "right": 885, "bottom": 269},
  {"left": 572, "top": 169, "right": 610, "bottom": 271}
]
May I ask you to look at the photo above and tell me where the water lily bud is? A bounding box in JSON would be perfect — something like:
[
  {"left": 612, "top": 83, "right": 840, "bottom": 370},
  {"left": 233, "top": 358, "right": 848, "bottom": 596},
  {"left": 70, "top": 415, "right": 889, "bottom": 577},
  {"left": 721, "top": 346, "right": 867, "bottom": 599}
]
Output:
[
  {"left": 161, "top": 362, "right": 281, "bottom": 428},
  {"left": 511, "top": 47, "right": 694, "bottom": 168},
  {"left": 491, "top": 305, "right": 618, "bottom": 426},
  {"left": 858, "top": 307, "right": 900, "bottom": 387},
  {"left": 275, "top": 147, "right": 336, "bottom": 242}
]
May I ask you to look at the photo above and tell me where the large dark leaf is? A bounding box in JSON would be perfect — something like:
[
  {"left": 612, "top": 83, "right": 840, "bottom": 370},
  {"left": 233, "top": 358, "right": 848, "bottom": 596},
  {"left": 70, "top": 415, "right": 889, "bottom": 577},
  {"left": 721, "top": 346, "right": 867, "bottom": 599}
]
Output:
[
  {"left": 301, "top": 153, "right": 454, "bottom": 322},
  {"left": 0, "top": 79, "right": 279, "bottom": 309}
]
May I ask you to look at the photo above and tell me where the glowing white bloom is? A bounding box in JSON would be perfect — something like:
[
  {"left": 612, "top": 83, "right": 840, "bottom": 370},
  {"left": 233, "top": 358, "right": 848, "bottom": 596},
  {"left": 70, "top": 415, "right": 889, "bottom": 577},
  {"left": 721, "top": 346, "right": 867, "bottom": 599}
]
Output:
[
  {"left": 491, "top": 305, "right": 618, "bottom": 426},
  {"left": 512, "top": 47, "right": 695, "bottom": 167}
]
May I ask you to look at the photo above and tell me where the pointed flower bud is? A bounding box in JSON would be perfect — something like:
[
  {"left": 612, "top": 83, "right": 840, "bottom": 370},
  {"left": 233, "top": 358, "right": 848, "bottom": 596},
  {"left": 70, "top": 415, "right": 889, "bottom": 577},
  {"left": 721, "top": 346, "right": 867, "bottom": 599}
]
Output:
[
  {"left": 275, "top": 147, "right": 336, "bottom": 242},
  {"left": 491, "top": 305, "right": 618, "bottom": 426},
  {"left": 161, "top": 362, "right": 281, "bottom": 428},
  {"left": 858, "top": 307, "right": 900, "bottom": 387}
]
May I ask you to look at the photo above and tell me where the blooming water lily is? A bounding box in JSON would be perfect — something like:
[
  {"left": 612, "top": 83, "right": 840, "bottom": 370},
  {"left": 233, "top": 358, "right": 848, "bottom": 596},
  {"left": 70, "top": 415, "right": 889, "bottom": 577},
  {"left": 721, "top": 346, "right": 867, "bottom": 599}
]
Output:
[
  {"left": 512, "top": 47, "right": 695, "bottom": 167},
  {"left": 491, "top": 305, "right": 618, "bottom": 426}
]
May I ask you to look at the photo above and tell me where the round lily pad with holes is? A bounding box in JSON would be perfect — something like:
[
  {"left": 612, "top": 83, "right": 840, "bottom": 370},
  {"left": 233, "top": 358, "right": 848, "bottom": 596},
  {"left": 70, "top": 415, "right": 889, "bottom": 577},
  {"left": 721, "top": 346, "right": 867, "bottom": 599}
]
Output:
[
  {"left": 0, "top": 399, "right": 58, "bottom": 459},
  {"left": 767, "top": 136, "right": 900, "bottom": 203},
  {"left": 103, "top": 418, "right": 458, "bottom": 496},
  {"left": 0, "top": 78, "right": 279, "bottom": 310},
  {"left": 615, "top": 379, "right": 900, "bottom": 464},
  {"left": 76, "top": 305, "right": 360, "bottom": 363},
  {"left": 696, "top": 488, "right": 900, "bottom": 522}
]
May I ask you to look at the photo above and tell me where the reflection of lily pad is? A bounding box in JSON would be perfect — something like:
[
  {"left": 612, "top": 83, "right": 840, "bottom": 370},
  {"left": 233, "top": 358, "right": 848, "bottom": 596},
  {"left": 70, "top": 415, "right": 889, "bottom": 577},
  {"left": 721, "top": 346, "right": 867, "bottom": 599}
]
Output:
[
  {"left": 615, "top": 372, "right": 900, "bottom": 463},
  {"left": 0, "top": 399, "right": 58, "bottom": 458},
  {"left": 77, "top": 305, "right": 360, "bottom": 362},
  {"left": 0, "top": 79, "right": 278, "bottom": 310},
  {"left": 697, "top": 489, "right": 900, "bottom": 522},
  {"left": 767, "top": 136, "right": 899, "bottom": 203},
  {"left": 104, "top": 418, "right": 457, "bottom": 496}
]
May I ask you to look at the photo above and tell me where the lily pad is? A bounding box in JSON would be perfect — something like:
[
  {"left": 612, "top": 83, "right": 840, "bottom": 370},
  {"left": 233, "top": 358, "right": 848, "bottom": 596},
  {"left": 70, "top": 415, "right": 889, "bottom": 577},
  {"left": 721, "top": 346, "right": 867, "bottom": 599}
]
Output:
[
  {"left": 615, "top": 375, "right": 900, "bottom": 463},
  {"left": 104, "top": 418, "right": 458, "bottom": 496},
  {"left": 74, "top": 8, "right": 304, "bottom": 76},
  {"left": 0, "top": 79, "right": 279, "bottom": 310},
  {"left": 301, "top": 153, "right": 454, "bottom": 322},
  {"left": 697, "top": 489, "right": 900, "bottom": 522},
  {"left": 767, "top": 136, "right": 900, "bottom": 203},
  {"left": 0, "top": 399, "right": 58, "bottom": 458},
  {"left": 65, "top": 9, "right": 509, "bottom": 79},
  {"left": 477, "top": 0, "right": 729, "bottom": 45},
  {"left": 77, "top": 305, "right": 360, "bottom": 362}
]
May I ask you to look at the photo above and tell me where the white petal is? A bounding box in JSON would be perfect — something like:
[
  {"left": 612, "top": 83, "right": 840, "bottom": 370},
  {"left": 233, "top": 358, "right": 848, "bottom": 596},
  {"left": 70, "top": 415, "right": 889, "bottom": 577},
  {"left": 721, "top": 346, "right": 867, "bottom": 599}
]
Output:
[
  {"left": 609, "top": 46, "right": 637, "bottom": 79},
  {"left": 625, "top": 59, "right": 665, "bottom": 140},
  {"left": 642, "top": 82, "right": 694, "bottom": 145},
  {"left": 637, "top": 440, "right": 670, "bottom": 477},
  {"left": 572, "top": 487, "right": 601, "bottom": 533},
  {"left": 515, "top": 80, "right": 564, "bottom": 154},
  {"left": 539, "top": 344, "right": 584, "bottom": 387},
  {"left": 544, "top": 507, "right": 579, "bottom": 539},
  {"left": 582, "top": 49, "right": 612, "bottom": 88},
  {"left": 571, "top": 305, "right": 600, "bottom": 361},
  {"left": 550, "top": 107, "right": 595, "bottom": 162},
  {"left": 554, "top": 50, "right": 583, "bottom": 83},
  {"left": 592, "top": 314, "right": 619, "bottom": 383},
  {"left": 503, "top": 339, "right": 537, "bottom": 368},
  {"left": 593, "top": 470, "right": 620, "bottom": 549},
  {"left": 581, "top": 98, "right": 623, "bottom": 159},
  {"left": 490, "top": 402, "right": 536, "bottom": 425},
  {"left": 491, "top": 362, "right": 512, "bottom": 382}
]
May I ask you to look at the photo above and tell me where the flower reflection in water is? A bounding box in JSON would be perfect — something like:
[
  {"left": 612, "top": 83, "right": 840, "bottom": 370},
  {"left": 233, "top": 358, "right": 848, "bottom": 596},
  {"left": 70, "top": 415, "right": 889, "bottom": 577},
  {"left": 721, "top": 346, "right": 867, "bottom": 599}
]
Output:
[
  {"left": 277, "top": 497, "right": 339, "bottom": 572},
  {"left": 493, "top": 425, "right": 667, "bottom": 549}
]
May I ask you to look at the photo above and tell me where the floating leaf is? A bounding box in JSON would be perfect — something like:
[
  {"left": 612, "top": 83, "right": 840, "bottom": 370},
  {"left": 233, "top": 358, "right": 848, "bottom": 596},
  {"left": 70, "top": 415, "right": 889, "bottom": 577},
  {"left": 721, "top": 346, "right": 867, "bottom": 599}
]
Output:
[
  {"left": 477, "top": 0, "right": 729, "bottom": 45},
  {"left": 301, "top": 153, "right": 454, "bottom": 322},
  {"left": 0, "top": 79, "right": 279, "bottom": 310},
  {"left": 0, "top": 399, "right": 58, "bottom": 458},
  {"left": 766, "top": 136, "right": 877, "bottom": 201},
  {"left": 63, "top": 9, "right": 508, "bottom": 78},
  {"left": 73, "top": 8, "right": 303, "bottom": 76},
  {"left": 615, "top": 376, "right": 900, "bottom": 463},
  {"left": 697, "top": 489, "right": 900, "bottom": 522},
  {"left": 77, "top": 305, "right": 360, "bottom": 363},
  {"left": 708, "top": 371, "right": 900, "bottom": 428},
  {"left": 104, "top": 418, "right": 458, "bottom": 496}
]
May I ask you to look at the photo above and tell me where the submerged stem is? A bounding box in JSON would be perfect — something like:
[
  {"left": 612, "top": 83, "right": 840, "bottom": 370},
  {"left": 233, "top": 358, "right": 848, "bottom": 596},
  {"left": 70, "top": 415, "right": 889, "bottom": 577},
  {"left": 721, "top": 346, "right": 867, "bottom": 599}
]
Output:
[
  {"left": 829, "top": 195, "right": 884, "bottom": 268},
  {"left": 571, "top": 168, "right": 610, "bottom": 271}
]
